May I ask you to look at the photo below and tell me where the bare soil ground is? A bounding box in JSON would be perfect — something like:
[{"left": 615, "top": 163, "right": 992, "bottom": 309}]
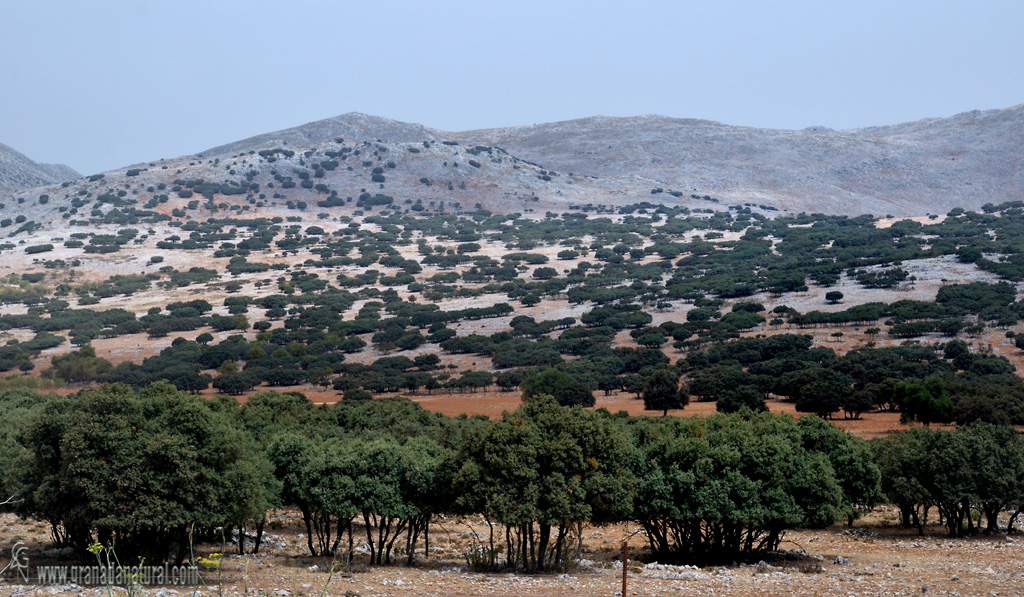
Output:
[
  {"left": 296, "top": 386, "right": 913, "bottom": 438},
  {"left": 4, "top": 507, "right": 1023, "bottom": 597}
]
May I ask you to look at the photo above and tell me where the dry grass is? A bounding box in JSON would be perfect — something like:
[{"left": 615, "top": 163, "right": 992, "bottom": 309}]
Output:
[{"left": 4, "top": 506, "right": 1023, "bottom": 596}]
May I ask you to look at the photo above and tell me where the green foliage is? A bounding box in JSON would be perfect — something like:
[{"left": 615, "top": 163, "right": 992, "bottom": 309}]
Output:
[
  {"left": 258, "top": 148, "right": 295, "bottom": 159},
  {"left": 853, "top": 267, "right": 909, "bottom": 289},
  {"left": 521, "top": 367, "right": 594, "bottom": 407},
  {"left": 798, "top": 416, "right": 882, "bottom": 525},
  {"left": 167, "top": 267, "right": 219, "bottom": 287},
  {"left": 632, "top": 411, "right": 847, "bottom": 563},
  {"left": 453, "top": 396, "right": 633, "bottom": 571},
  {"left": 875, "top": 423, "right": 1024, "bottom": 535},
  {"left": 935, "top": 281, "right": 1015, "bottom": 313},
  {"left": 641, "top": 367, "right": 687, "bottom": 415},
  {"left": 716, "top": 386, "right": 767, "bottom": 413},
  {"left": 356, "top": 193, "right": 394, "bottom": 208},
  {"left": 894, "top": 376, "right": 953, "bottom": 425},
  {"left": 49, "top": 345, "right": 113, "bottom": 383},
  {"left": 789, "top": 368, "right": 852, "bottom": 419},
  {"left": 12, "top": 383, "right": 276, "bottom": 562},
  {"left": 0, "top": 388, "right": 56, "bottom": 498}
]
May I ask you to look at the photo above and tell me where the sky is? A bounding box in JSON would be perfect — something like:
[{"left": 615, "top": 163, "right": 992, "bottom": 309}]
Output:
[{"left": 2, "top": 0, "right": 1023, "bottom": 175}]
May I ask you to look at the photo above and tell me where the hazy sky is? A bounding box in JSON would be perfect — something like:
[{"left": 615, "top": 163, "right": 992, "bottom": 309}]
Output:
[{"left": 3, "top": 1, "right": 1023, "bottom": 175}]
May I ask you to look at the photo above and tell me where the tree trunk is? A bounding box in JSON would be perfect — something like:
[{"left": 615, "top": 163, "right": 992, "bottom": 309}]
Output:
[
  {"left": 377, "top": 515, "right": 388, "bottom": 565},
  {"left": 303, "top": 510, "right": 318, "bottom": 557},
  {"left": 347, "top": 519, "right": 354, "bottom": 567},
  {"left": 405, "top": 523, "right": 414, "bottom": 566},
  {"left": 364, "top": 513, "right": 377, "bottom": 564},
  {"left": 505, "top": 524, "right": 514, "bottom": 570},
  {"left": 331, "top": 518, "right": 344, "bottom": 555},
  {"left": 406, "top": 514, "right": 427, "bottom": 566},
  {"left": 527, "top": 522, "right": 536, "bottom": 571},
  {"left": 1008, "top": 508, "right": 1022, "bottom": 533},
  {"left": 553, "top": 522, "right": 566, "bottom": 569},
  {"left": 983, "top": 503, "right": 1002, "bottom": 533},
  {"left": 574, "top": 520, "right": 584, "bottom": 562},
  {"left": 254, "top": 519, "right": 265, "bottom": 555},
  {"left": 899, "top": 504, "right": 913, "bottom": 528},
  {"left": 424, "top": 518, "right": 430, "bottom": 560},
  {"left": 536, "top": 523, "right": 550, "bottom": 571},
  {"left": 487, "top": 518, "right": 495, "bottom": 564},
  {"left": 174, "top": 526, "right": 189, "bottom": 567},
  {"left": 385, "top": 524, "right": 402, "bottom": 564}
]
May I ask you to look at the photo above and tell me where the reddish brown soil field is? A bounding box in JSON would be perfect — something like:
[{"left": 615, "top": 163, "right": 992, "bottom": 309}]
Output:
[
  {"left": 15, "top": 380, "right": 919, "bottom": 439},
  {"left": 278, "top": 385, "right": 916, "bottom": 438}
]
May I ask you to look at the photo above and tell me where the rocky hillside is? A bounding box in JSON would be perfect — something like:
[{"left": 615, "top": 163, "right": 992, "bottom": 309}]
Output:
[
  {"left": 1, "top": 104, "right": 1021, "bottom": 224},
  {"left": 198, "top": 103, "right": 1024, "bottom": 216},
  {"left": 0, "top": 143, "right": 79, "bottom": 191},
  {"left": 458, "top": 105, "right": 1024, "bottom": 216}
]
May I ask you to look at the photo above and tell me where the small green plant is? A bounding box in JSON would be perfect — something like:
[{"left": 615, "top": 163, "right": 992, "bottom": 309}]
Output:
[
  {"left": 197, "top": 551, "right": 225, "bottom": 597},
  {"left": 185, "top": 525, "right": 225, "bottom": 597},
  {"left": 86, "top": 542, "right": 145, "bottom": 597},
  {"left": 196, "top": 552, "right": 222, "bottom": 569},
  {"left": 318, "top": 556, "right": 340, "bottom": 597},
  {"left": 464, "top": 545, "right": 500, "bottom": 572}
]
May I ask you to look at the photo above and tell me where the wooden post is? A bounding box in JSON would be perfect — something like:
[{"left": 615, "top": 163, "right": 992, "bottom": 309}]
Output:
[{"left": 621, "top": 538, "right": 628, "bottom": 596}]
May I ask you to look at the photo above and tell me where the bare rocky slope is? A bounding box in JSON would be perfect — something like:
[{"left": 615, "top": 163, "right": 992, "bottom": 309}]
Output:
[
  {"left": 200, "top": 104, "right": 1024, "bottom": 216},
  {"left": 0, "top": 143, "right": 79, "bottom": 191},
  {"left": 459, "top": 105, "right": 1024, "bottom": 215},
  {"left": 2, "top": 104, "right": 1021, "bottom": 221}
]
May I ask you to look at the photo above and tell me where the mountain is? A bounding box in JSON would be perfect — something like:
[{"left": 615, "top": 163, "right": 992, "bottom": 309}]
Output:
[
  {"left": 2, "top": 105, "right": 1021, "bottom": 224},
  {"left": 193, "top": 105, "right": 1024, "bottom": 216},
  {"left": 200, "top": 113, "right": 442, "bottom": 158},
  {"left": 455, "top": 105, "right": 1024, "bottom": 215},
  {"left": 0, "top": 143, "right": 80, "bottom": 191}
]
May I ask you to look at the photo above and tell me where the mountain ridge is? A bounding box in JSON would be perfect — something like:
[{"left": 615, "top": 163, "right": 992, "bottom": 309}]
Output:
[
  {"left": 0, "top": 143, "right": 80, "bottom": 191},
  {"left": 2, "top": 104, "right": 1022, "bottom": 220},
  {"left": 199, "top": 112, "right": 445, "bottom": 158},
  {"left": 190, "top": 104, "right": 1024, "bottom": 215}
]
